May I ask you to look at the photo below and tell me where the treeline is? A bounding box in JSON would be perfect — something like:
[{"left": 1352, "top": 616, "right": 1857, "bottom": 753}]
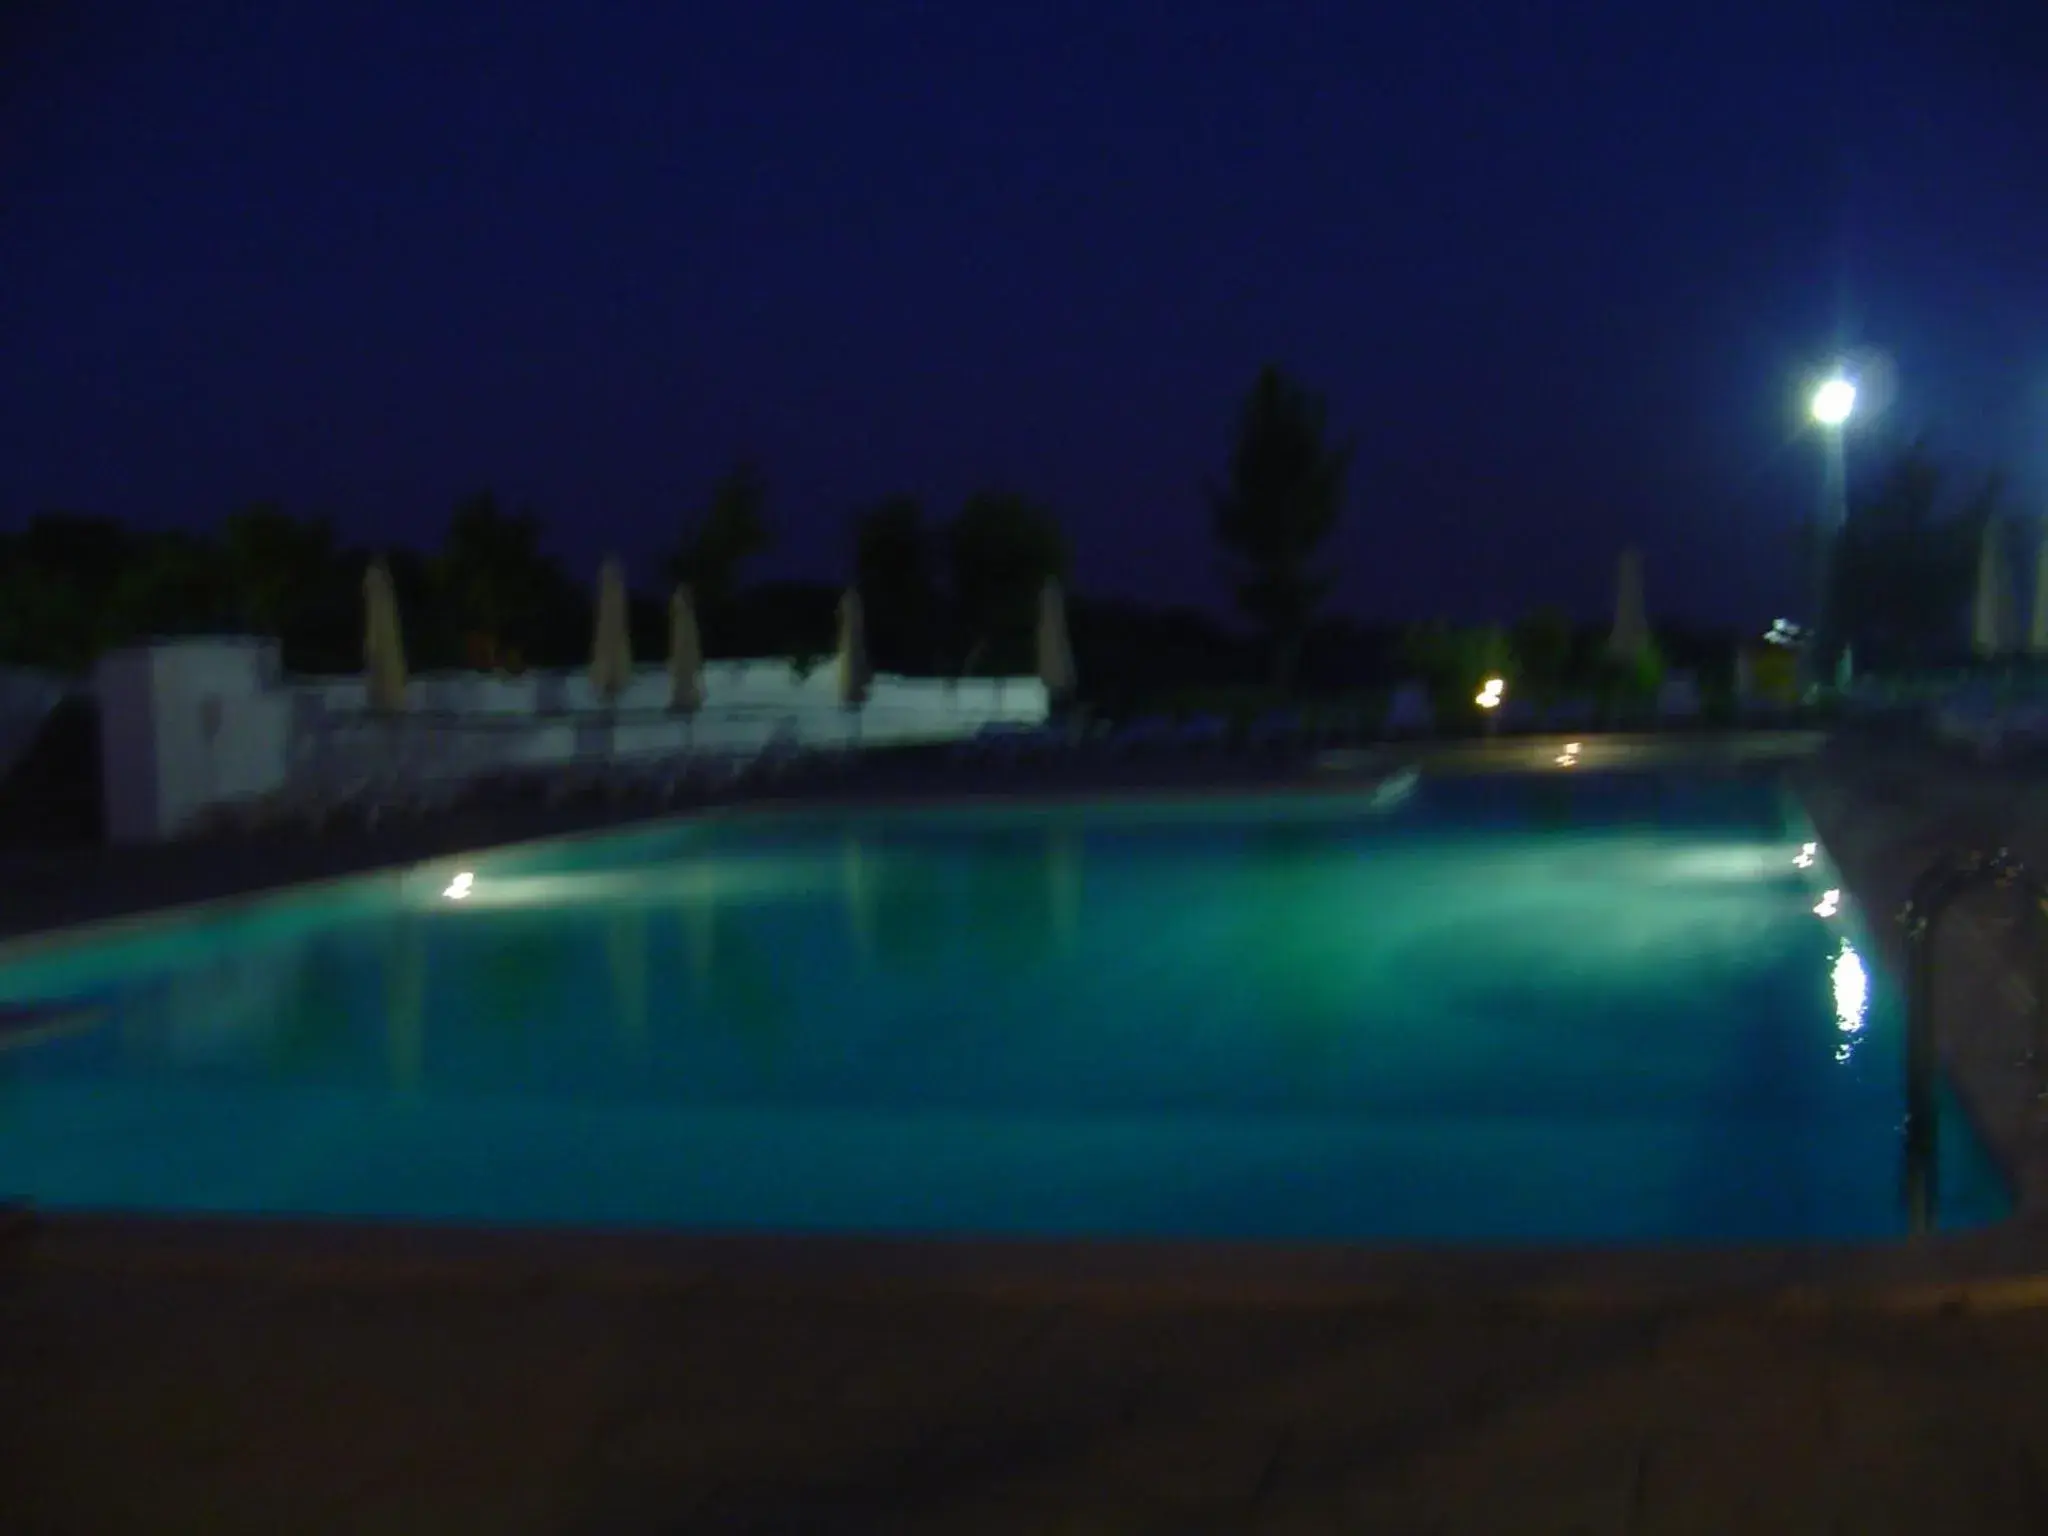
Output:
[
  {"left": 11, "top": 366, "right": 1998, "bottom": 706},
  {"left": 0, "top": 364, "right": 1365, "bottom": 689},
  {"left": 1827, "top": 440, "right": 2012, "bottom": 671},
  {"left": 0, "top": 477, "right": 1074, "bottom": 681},
  {"left": 0, "top": 490, "right": 1740, "bottom": 712}
]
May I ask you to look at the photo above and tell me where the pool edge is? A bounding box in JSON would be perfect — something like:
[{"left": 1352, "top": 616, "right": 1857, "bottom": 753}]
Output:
[
  {"left": 15, "top": 1208, "right": 2048, "bottom": 1313},
  {"left": 1793, "top": 751, "right": 2048, "bottom": 1251}
]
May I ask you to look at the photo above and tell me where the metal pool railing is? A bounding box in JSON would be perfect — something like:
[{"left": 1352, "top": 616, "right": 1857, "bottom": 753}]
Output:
[{"left": 1897, "top": 847, "right": 2048, "bottom": 1235}]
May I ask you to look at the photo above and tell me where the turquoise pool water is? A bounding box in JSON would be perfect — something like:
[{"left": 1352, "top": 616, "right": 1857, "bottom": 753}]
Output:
[{"left": 0, "top": 769, "right": 2012, "bottom": 1243}]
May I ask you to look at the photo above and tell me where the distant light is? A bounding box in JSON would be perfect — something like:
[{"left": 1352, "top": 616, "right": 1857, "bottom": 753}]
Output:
[
  {"left": 1813, "top": 888, "right": 1841, "bottom": 918},
  {"left": 1794, "top": 841, "right": 1817, "bottom": 869},
  {"left": 443, "top": 872, "right": 474, "bottom": 901},
  {"left": 1811, "top": 377, "right": 1856, "bottom": 427},
  {"left": 1475, "top": 677, "right": 1505, "bottom": 709},
  {"left": 1555, "top": 739, "right": 1582, "bottom": 767}
]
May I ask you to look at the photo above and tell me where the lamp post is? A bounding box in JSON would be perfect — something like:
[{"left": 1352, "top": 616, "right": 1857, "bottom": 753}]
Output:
[{"left": 1808, "top": 375, "right": 1856, "bottom": 692}]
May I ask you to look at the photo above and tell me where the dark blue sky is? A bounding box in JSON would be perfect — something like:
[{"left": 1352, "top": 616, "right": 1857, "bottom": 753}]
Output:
[{"left": 4, "top": 0, "right": 2045, "bottom": 624}]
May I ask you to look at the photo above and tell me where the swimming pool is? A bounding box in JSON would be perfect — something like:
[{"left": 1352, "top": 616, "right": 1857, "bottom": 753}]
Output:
[{"left": 0, "top": 768, "right": 2011, "bottom": 1244}]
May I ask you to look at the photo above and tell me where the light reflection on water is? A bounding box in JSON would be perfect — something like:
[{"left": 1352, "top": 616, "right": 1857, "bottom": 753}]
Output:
[
  {"left": 1833, "top": 939, "right": 1869, "bottom": 1065},
  {"left": 0, "top": 779, "right": 2013, "bottom": 1243},
  {"left": 23, "top": 825, "right": 1842, "bottom": 1094}
]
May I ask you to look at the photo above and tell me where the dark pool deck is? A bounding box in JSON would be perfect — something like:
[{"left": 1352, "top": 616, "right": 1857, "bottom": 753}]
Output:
[
  {"left": 13, "top": 726, "right": 2048, "bottom": 1532},
  {"left": 15, "top": 1224, "right": 2048, "bottom": 1535}
]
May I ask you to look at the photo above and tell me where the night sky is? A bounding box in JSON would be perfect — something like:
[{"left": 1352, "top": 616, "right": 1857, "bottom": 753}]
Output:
[{"left": 4, "top": 0, "right": 2045, "bottom": 626}]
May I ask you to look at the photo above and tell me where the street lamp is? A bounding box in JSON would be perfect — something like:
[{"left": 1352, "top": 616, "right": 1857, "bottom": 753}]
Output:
[
  {"left": 1810, "top": 377, "right": 1856, "bottom": 428},
  {"left": 1808, "top": 374, "right": 1856, "bottom": 692}
]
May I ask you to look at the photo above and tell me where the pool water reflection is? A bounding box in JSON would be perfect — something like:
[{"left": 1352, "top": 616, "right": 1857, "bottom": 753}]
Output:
[{"left": 0, "top": 770, "right": 2013, "bottom": 1242}]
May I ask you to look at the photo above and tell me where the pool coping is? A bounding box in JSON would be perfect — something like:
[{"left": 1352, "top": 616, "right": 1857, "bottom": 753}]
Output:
[
  {"left": 20, "top": 726, "right": 2048, "bottom": 1310},
  {"left": 1795, "top": 756, "right": 2048, "bottom": 1234},
  {"left": 17, "top": 1211, "right": 2048, "bottom": 1314}
]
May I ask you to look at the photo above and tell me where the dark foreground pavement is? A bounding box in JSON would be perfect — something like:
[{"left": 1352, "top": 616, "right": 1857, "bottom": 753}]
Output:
[{"left": 8, "top": 1236, "right": 2048, "bottom": 1534}]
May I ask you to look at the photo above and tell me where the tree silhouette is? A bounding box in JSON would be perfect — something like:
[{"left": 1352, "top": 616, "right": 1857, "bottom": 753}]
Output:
[
  {"left": 853, "top": 495, "right": 937, "bottom": 672},
  {"left": 109, "top": 530, "right": 234, "bottom": 640},
  {"left": 1511, "top": 607, "right": 1575, "bottom": 698},
  {"left": 377, "top": 545, "right": 463, "bottom": 669},
  {"left": 948, "top": 492, "right": 1069, "bottom": 675},
  {"left": 0, "top": 525, "right": 92, "bottom": 670},
  {"left": 1212, "top": 366, "right": 1352, "bottom": 690},
  {"left": 0, "top": 514, "right": 254, "bottom": 666},
  {"left": 435, "top": 493, "right": 567, "bottom": 669},
  {"left": 221, "top": 502, "right": 340, "bottom": 640},
  {"left": 669, "top": 463, "right": 772, "bottom": 645},
  {"left": 1831, "top": 441, "right": 1996, "bottom": 668},
  {"left": 0, "top": 514, "right": 138, "bottom": 668}
]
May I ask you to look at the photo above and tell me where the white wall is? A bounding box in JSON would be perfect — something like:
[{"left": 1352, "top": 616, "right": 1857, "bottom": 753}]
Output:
[
  {"left": 98, "top": 642, "right": 1048, "bottom": 842},
  {"left": 95, "top": 640, "right": 291, "bottom": 842},
  {"left": 297, "top": 660, "right": 1047, "bottom": 720}
]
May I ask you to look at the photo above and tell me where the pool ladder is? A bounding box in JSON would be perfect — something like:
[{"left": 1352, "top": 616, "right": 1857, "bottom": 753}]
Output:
[{"left": 1896, "top": 848, "right": 2048, "bottom": 1235}]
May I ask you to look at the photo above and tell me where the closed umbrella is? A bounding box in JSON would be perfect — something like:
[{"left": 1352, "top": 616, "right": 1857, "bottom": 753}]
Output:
[
  {"left": 589, "top": 556, "right": 633, "bottom": 704},
  {"left": 1604, "top": 548, "right": 1648, "bottom": 662},
  {"left": 1036, "top": 578, "right": 1076, "bottom": 707},
  {"left": 668, "top": 585, "right": 705, "bottom": 712},
  {"left": 837, "top": 588, "right": 872, "bottom": 709},
  {"left": 2030, "top": 530, "right": 2048, "bottom": 656},
  {"left": 363, "top": 559, "right": 407, "bottom": 714},
  {"left": 1974, "top": 522, "right": 2005, "bottom": 659}
]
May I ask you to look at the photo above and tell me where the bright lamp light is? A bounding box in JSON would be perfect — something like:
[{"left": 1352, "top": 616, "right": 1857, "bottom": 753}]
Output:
[{"left": 1810, "top": 377, "right": 1856, "bottom": 427}]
